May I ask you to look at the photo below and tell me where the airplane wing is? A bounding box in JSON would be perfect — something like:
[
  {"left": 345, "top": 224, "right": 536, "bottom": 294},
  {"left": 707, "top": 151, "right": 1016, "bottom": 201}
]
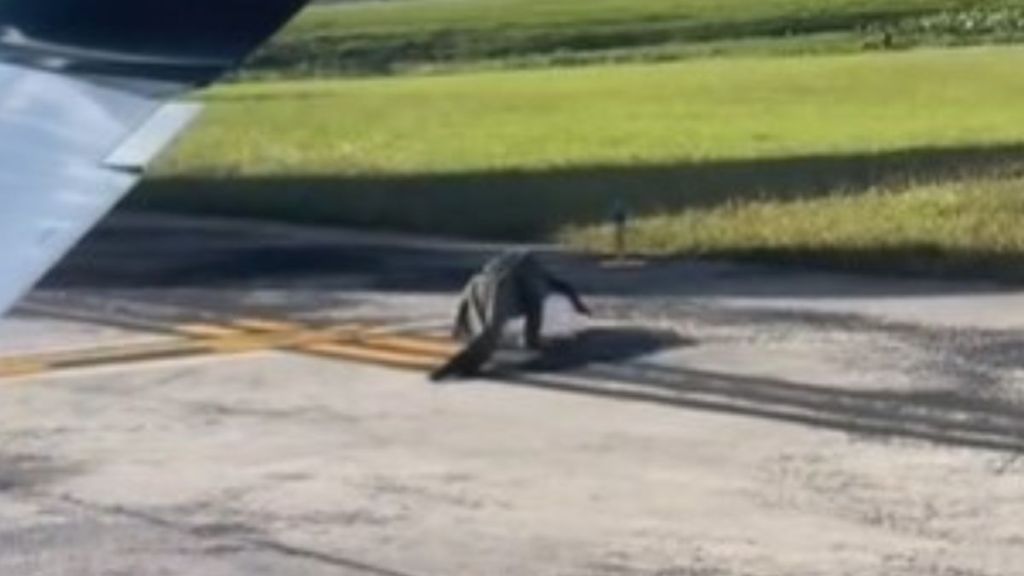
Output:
[{"left": 0, "top": 0, "right": 309, "bottom": 315}]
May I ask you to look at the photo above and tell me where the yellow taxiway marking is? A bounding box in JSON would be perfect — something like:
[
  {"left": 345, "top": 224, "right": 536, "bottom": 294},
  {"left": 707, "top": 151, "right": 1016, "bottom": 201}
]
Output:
[
  {"left": 175, "top": 324, "right": 247, "bottom": 338},
  {"left": 0, "top": 319, "right": 457, "bottom": 380},
  {"left": 303, "top": 341, "right": 444, "bottom": 371},
  {"left": 26, "top": 339, "right": 209, "bottom": 363},
  {"left": 357, "top": 335, "right": 461, "bottom": 357},
  {"left": 231, "top": 318, "right": 305, "bottom": 333},
  {"left": 0, "top": 359, "right": 48, "bottom": 378}
]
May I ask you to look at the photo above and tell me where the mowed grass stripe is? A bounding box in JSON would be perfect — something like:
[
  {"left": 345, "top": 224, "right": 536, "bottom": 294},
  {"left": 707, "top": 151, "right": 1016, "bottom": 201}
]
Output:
[
  {"left": 140, "top": 47, "right": 1024, "bottom": 240},
  {"left": 162, "top": 47, "right": 1024, "bottom": 177},
  {"left": 566, "top": 175, "right": 1024, "bottom": 281},
  {"left": 256, "top": 0, "right": 1023, "bottom": 75},
  {"left": 289, "top": 0, "right": 960, "bottom": 37}
]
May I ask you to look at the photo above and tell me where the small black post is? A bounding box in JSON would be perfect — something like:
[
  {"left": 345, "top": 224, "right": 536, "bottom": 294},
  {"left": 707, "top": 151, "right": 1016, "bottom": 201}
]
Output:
[{"left": 610, "top": 198, "right": 628, "bottom": 261}]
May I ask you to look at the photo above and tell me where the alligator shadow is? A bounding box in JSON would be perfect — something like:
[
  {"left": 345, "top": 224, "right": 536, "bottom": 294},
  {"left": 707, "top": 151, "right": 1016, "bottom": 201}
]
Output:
[{"left": 508, "top": 326, "right": 695, "bottom": 372}]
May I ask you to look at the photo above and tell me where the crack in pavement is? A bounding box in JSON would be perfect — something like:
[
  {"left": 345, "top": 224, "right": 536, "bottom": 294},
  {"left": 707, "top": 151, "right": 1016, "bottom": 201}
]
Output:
[{"left": 49, "top": 494, "right": 422, "bottom": 576}]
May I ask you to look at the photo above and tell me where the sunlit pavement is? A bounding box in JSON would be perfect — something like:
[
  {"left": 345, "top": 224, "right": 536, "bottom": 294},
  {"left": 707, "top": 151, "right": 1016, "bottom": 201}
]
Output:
[{"left": 1, "top": 212, "right": 1022, "bottom": 575}]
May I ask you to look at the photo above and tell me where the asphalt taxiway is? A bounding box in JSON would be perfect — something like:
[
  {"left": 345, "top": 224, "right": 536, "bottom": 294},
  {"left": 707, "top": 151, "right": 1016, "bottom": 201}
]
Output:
[{"left": 2, "top": 212, "right": 1023, "bottom": 575}]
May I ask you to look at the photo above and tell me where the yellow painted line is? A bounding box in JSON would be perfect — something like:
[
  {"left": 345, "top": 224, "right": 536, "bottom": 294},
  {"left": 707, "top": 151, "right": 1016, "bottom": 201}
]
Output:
[
  {"left": 0, "top": 338, "right": 260, "bottom": 379},
  {"left": 0, "top": 359, "right": 48, "bottom": 378},
  {"left": 190, "top": 324, "right": 365, "bottom": 354},
  {"left": 0, "top": 318, "right": 458, "bottom": 381},
  {"left": 33, "top": 340, "right": 208, "bottom": 364},
  {"left": 175, "top": 324, "right": 246, "bottom": 339},
  {"left": 202, "top": 336, "right": 281, "bottom": 354},
  {"left": 359, "top": 335, "right": 460, "bottom": 357},
  {"left": 231, "top": 318, "right": 303, "bottom": 333},
  {"left": 260, "top": 326, "right": 458, "bottom": 368},
  {"left": 263, "top": 325, "right": 364, "bottom": 347},
  {"left": 0, "top": 341, "right": 205, "bottom": 367},
  {"left": 302, "top": 341, "right": 445, "bottom": 371},
  {"left": 0, "top": 340, "right": 216, "bottom": 377}
]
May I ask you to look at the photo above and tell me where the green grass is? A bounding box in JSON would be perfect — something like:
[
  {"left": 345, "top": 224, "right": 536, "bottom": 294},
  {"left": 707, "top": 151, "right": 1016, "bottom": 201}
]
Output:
[
  {"left": 170, "top": 47, "right": 1024, "bottom": 176},
  {"left": 139, "top": 46, "right": 1024, "bottom": 243},
  {"left": 135, "top": 1, "right": 1024, "bottom": 281},
  {"left": 563, "top": 175, "right": 1024, "bottom": 282},
  {"left": 249, "top": 0, "right": 1024, "bottom": 76},
  {"left": 293, "top": 0, "right": 954, "bottom": 35}
]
